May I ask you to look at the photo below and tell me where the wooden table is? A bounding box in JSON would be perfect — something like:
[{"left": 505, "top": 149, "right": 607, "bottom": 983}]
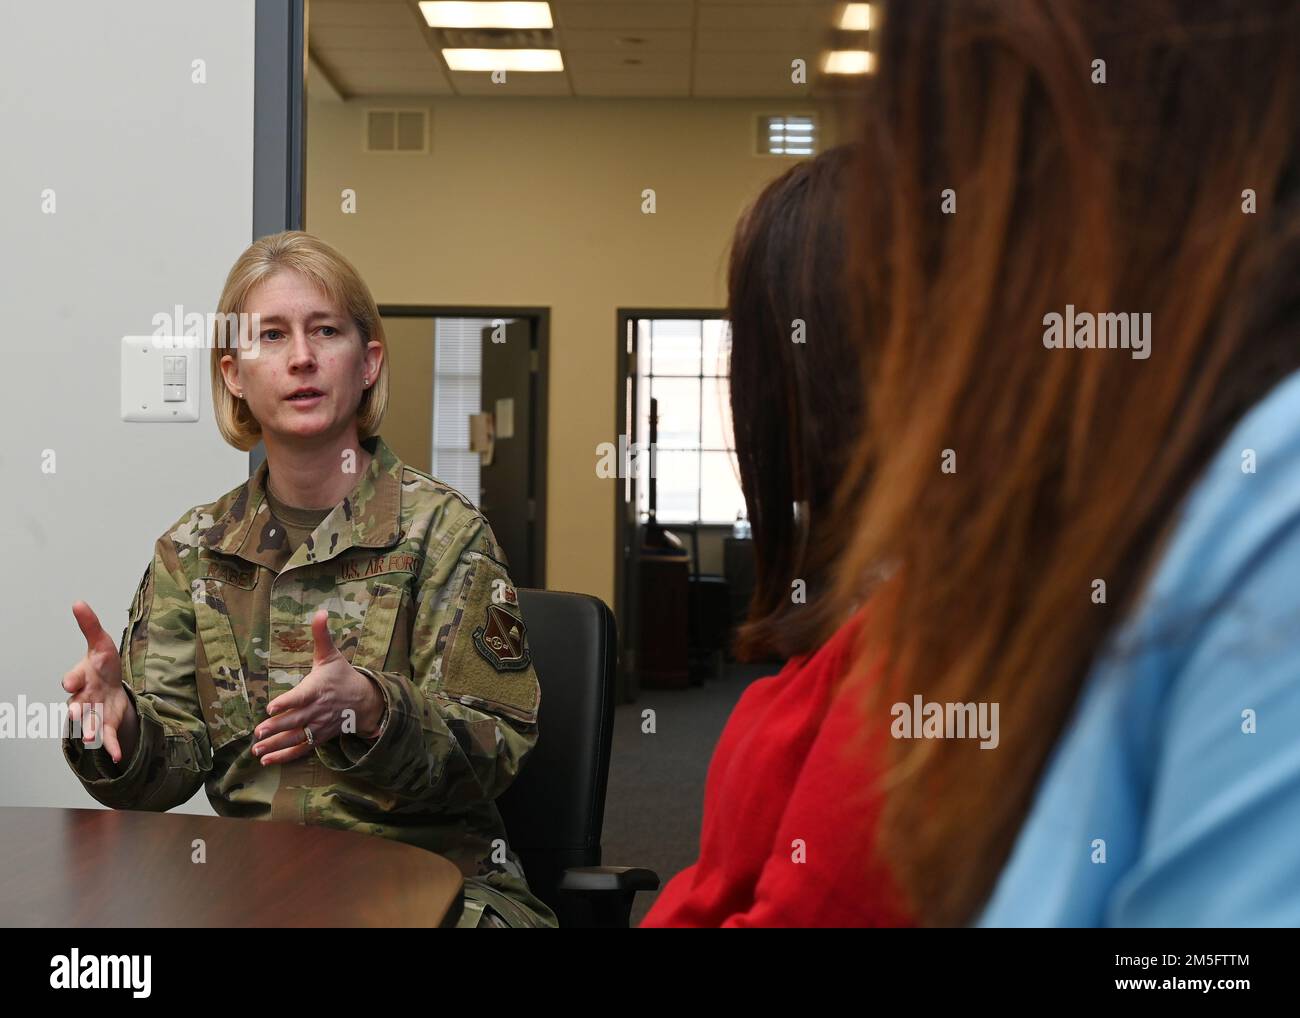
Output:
[{"left": 0, "top": 807, "right": 463, "bottom": 927}]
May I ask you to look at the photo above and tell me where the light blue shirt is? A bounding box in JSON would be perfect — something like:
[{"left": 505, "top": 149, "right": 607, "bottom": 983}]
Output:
[{"left": 977, "top": 367, "right": 1300, "bottom": 927}]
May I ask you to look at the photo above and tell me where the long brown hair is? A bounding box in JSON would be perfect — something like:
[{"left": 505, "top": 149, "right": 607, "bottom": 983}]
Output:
[
  {"left": 828, "top": 0, "right": 1300, "bottom": 925},
  {"left": 728, "top": 144, "right": 866, "bottom": 661}
]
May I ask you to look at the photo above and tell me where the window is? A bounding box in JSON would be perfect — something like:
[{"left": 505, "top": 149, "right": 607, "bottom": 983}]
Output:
[
  {"left": 431, "top": 317, "right": 516, "bottom": 503},
  {"left": 635, "top": 317, "right": 744, "bottom": 525}
]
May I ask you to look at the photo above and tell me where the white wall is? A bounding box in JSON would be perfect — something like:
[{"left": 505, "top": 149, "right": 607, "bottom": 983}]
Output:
[{"left": 0, "top": 0, "right": 257, "bottom": 813}]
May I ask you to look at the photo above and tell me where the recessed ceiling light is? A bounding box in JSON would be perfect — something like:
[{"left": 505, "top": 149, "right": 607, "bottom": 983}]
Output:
[
  {"left": 823, "top": 50, "right": 875, "bottom": 75},
  {"left": 838, "top": 4, "right": 872, "bottom": 32},
  {"left": 419, "top": 2, "right": 553, "bottom": 30},
  {"left": 443, "top": 48, "right": 565, "bottom": 72}
]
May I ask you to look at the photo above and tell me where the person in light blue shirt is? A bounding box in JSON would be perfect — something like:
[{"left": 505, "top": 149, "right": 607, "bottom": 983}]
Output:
[
  {"left": 977, "top": 367, "right": 1300, "bottom": 926},
  {"left": 819, "top": 0, "right": 1299, "bottom": 927}
]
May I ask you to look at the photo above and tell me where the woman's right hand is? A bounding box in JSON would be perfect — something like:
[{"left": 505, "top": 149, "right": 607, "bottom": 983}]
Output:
[{"left": 63, "top": 601, "right": 138, "bottom": 765}]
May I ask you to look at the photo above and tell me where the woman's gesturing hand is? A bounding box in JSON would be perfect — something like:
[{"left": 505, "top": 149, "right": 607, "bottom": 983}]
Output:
[
  {"left": 63, "top": 601, "right": 138, "bottom": 765},
  {"left": 252, "top": 610, "right": 386, "bottom": 766}
]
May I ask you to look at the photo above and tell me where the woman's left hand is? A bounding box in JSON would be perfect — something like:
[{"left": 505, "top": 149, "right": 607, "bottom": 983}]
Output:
[{"left": 252, "top": 610, "right": 385, "bottom": 766}]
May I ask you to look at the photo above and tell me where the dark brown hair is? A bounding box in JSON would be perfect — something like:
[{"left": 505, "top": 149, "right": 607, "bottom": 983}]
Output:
[
  {"left": 826, "top": 0, "right": 1300, "bottom": 925},
  {"left": 727, "top": 144, "right": 867, "bottom": 661}
]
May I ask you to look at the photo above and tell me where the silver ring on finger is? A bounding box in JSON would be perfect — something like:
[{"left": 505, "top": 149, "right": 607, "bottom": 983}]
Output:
[{"left": 303, "top": 725, "right": 315, "bottom": 747}]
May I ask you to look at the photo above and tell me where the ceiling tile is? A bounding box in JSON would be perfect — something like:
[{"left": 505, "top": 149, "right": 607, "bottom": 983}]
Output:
[
  {"left": 448, "top": 72, "right": 574, "bottom": 96},
  {"left": 312, "top": 26, "right": 431, "bottom": 51},
  {"left": 309, "top": 2, "right": 417, "bottom": 29},
  {"left": 570, "top": 70, "right": 691, "bottom": 97},
  {"left": 564, "top": 49, "right": 691, "bottom": 74},
  {"left": 696, "top": 29, "right": 825, "bottom": 52},
  {"left": 324, "top": 49, "right": 445, "bottom": 72},
  {"left": 308, "top": 1, "right": 864, "bottom": 99},
  {"left": 693, "top": 50, "right": 810, "bottom": 96},
  {"left": 558, "top": 27, "right": 693, "bottom": 51},
  {"left": 698, "top": 3, "right": 838, "bottom": 31},
  {"left": 552, "top": 3, "right": 696, "bottom": 31},
  {"left": 340, "top": 71, "right": 454, "bottom": 96}
]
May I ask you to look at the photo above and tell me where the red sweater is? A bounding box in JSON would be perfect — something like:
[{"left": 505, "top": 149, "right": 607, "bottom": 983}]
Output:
[{"left": 640, "top": 609, "right": 910, "bottom": 927}]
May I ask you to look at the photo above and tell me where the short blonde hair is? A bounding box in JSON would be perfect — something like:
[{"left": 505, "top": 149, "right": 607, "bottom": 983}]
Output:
[{"left": 210, "top": 231, "right": 389, "bottom": 451}]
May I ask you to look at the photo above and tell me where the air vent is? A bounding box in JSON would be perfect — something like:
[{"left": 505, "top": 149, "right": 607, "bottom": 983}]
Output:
[
  {"left": 757, "top": 114, "right": 817, "bottom": 157},
  {"left": 365, "top": 109, "right": 428, "bottom": 153}
]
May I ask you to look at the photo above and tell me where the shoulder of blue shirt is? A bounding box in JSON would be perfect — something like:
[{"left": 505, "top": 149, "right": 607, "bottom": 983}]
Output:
[{"left": 978, "top": 366, "right": 1300, "bottom": 927}]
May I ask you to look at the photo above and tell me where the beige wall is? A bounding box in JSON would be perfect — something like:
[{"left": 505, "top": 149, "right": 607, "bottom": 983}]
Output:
[
  {"left": 377, "top": 315, "right": 435, "bottom": 470},
  {"left": 306, "top": 95, "right": 845, "bottom": 606}
]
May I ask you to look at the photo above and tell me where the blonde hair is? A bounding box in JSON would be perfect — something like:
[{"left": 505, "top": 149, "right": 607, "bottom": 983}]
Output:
[{"left": 210, "top": 231, "right": 389, "bottom": 451}]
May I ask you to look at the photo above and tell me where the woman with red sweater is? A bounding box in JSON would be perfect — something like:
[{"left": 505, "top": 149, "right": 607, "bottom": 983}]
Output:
[{"left": 641, "top": 146, "right": 910, "bottom": 927}]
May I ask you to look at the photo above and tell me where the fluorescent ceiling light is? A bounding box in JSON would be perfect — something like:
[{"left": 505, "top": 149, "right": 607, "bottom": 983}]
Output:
[
  {"left": 443, "top": 48, "right": 564, "bottom": 72},
  {"left": 823, "top": 50, "right": 875, "bottom": 75},
  {"left": 420, "top": 2, "right": 554, "bottom": 30},
  {"left": 839, "top": 4, "right": 872, "bottom": 32}
]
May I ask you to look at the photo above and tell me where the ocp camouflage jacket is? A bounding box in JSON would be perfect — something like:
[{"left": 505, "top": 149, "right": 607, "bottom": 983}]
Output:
[{"left": 63, "top": 434, "right": 555, "bottom": 927}]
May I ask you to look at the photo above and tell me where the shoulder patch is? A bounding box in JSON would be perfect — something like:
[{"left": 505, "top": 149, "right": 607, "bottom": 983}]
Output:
[
  {"left": 439, "top": 551, "right": 540, "bottom": 725},
  {"left": 472, "top": 604, "right": 531, "bottom": 671}
]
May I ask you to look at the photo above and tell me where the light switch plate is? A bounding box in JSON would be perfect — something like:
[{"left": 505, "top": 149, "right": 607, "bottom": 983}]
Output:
[{"left": 120, "top": 336, "right": 201, "bottom": 422}]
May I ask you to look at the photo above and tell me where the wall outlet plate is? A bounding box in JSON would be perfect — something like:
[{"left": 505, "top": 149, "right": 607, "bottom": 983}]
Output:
[{"left": 120, "top": 336, "right": 201, "bottom": 422}]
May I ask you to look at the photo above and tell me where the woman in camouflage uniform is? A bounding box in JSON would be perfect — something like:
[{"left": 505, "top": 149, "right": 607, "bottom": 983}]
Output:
[{"left": 61, "top": 231, "right": 555, "bottom": 928}]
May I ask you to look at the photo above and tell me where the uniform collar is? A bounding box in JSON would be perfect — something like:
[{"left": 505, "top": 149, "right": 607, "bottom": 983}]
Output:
[{"left": 202, "top": 434, "right": 403, "bottom": 567}]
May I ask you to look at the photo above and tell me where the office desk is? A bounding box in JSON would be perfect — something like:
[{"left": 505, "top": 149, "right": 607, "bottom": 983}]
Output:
[{"left": 0, "top": 807, "right": 463, "bottom": 927}]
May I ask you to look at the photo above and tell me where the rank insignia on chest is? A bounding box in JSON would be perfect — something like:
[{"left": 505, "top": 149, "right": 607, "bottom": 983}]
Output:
[{"left": 472, "top": 604, "right": 531, "bottom": 671}]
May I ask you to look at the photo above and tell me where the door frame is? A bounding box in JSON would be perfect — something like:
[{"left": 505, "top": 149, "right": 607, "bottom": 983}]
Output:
[
  {"left": 253, "top": 0, "right": 306, "bottom": 240},
  {"left": 248, "top": 0, "right": 307, "bottom": 478},
  {"left": 614, "top": 307, "right": 727, "bottom": 701},
  {"left": 380, "top": 304, "right": 551, "bottom": 591}
]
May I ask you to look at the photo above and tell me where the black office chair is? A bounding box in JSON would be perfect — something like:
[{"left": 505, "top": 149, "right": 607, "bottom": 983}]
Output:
[{"left": 496, "top": 589, "right": 660, "bottom": 927}]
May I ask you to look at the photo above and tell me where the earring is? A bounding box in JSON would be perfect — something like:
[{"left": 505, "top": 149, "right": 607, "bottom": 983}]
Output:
[{"left": 238, "top": 391, "right": 244, "bottom": 399}]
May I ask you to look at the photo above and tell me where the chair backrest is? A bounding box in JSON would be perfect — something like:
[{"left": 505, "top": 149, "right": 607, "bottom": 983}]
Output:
[{"left": 496, "top": 589, "right": 618, "bottom": 914}]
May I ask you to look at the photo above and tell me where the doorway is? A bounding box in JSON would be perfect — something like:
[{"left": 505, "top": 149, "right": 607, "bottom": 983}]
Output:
[
  {"left": 379, "top": 305, "right": 549, "bottom": 590},
  {"left": 613, "top": 309, "right": 746, "bottom": 701}
]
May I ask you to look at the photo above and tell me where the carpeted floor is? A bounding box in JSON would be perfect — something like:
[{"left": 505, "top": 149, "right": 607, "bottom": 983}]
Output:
[{"left": 598, "top": 660, "right": 777, "bottom": 926}]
